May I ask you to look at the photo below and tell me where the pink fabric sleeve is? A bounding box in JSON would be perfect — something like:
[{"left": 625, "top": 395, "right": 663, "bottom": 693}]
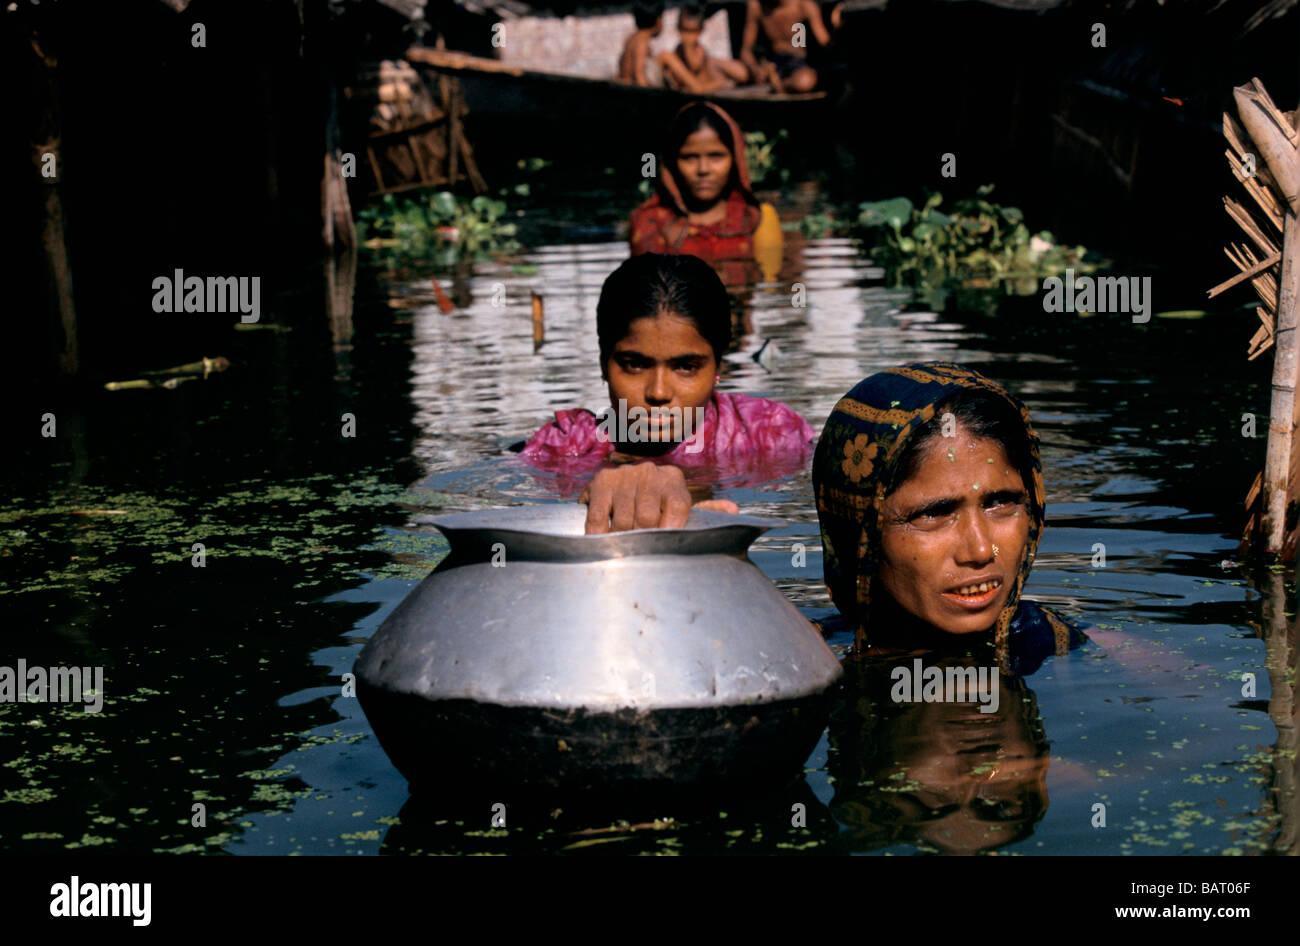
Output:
[
  {"left": 519, "top": 409, "right": 613, "bottom": 462},
  {"left": 702, "top": 392, "right": 817, "bottom": 459}
]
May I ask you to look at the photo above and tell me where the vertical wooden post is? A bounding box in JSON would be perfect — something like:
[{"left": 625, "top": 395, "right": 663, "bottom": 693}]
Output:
[
  {"left": 1270, "top": 210, "right": 1300, "bottom": 557},
  {"left": 1268, "top": 210, "right": 1300, "bottom": 558},
  {"left": 322, "top": 150, "right": 355, "bottom": 251},
  {"left": 318, "top": 5, "right": 355, "bottom": 253},
  {"left": 31, "top": 35, "right": 78, "bottom": 377},
  {"left": 322, "top": 79, "right": 356, "bottom": 251}
]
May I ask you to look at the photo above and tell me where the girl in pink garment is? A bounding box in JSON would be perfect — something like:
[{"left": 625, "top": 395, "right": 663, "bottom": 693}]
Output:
[{"left": 519, "top": 253, "right": 815, "bottom": 489}]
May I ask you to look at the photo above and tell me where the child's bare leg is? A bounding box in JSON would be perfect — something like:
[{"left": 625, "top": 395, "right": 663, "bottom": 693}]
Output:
[
  {"left": 658, "top": 51, "right": 702, "bottom": 92},
  {"left": 785, "top": 65, "right": 818, "bottom": 93},
  {"left": 695, "top": 74, "right": 728, "bottom": 93},
  {"left": 713, "top": 58, "right": 749, "bottom": 86}
]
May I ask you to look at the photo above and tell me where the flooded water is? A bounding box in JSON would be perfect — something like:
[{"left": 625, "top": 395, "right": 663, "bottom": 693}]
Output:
[{"left": 3, "top": 187, "right": 1295, "bottom": 856}]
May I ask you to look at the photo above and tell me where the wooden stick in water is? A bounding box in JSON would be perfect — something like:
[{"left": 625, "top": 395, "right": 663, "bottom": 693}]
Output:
[
  {"left": 431, "top": 278, "right": 454, "bottom": 313},
  {"left": 531, "top": 291, "right": 545, "bottom": 350},
  {"left": 140, "top": 356, "right": 230, "bottom": 377}
]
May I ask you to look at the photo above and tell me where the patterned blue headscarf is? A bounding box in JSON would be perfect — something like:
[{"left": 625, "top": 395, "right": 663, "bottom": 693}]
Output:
[{"left": 813, "top": 362, "right": 1078, "bottom": 667}]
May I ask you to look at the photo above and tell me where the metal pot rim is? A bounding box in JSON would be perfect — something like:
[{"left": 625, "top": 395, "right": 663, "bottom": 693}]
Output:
[{"left": 429, "top": 504, "right": 790, "bottom": 562}]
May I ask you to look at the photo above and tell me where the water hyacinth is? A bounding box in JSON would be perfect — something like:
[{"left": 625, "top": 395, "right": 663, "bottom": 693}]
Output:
[
  {"left": 854, "top": 185, "right": 1097, "bottom": 294},
  {"left": 357, "top": 189, "right": 520, "bottom": 262}
]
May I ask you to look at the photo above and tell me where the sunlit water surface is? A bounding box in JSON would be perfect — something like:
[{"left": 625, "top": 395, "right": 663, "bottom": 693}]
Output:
[{"left": 2, "top": 197, "right": 1294, "bottom": 856}]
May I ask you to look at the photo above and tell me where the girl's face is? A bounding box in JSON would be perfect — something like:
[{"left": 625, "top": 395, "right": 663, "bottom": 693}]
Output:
[
  {"left": 679, "top": 18, "right": 702, "bottom": 48},
  {"left": 876, "top": 427, "right": 1031, "bottom": 635},
  {"left": 604, "top": 310, "right": 717, "bottom": 448},
  {"left": 675, "top": 124, "right": 732, "bottom": 206}
]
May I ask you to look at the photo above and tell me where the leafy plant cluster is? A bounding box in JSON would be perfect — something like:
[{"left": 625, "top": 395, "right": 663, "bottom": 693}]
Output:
[
  {"left": 853, "top": 185, "right": 1094, "bottom": 293},
  {"left": 357, "top": 190, "right": 520, "bottom": 261},
  {"left": 743, "top": 129, "right": 787, "bottom": 187}
]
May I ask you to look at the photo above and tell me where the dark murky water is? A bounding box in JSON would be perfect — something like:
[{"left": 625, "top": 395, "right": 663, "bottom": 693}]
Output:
[{"left": 2, "top": 188, "right": 1295, "bottom": 855}]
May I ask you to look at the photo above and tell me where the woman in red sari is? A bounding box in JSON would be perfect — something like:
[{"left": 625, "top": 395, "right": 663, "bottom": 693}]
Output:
[{"left": 629, "top": 101, "right": 783, "bottom": 280}]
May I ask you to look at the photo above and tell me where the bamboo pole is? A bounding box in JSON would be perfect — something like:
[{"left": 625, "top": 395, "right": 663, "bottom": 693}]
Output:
[
  {"left": 1235, "top": 80, "right": 1300, "bottom": 215},
  {"left": 1223, "top": 196, "right": 1278, "bottom": 256},
  {"left": 1209, "top": 248, "right": 1281, "bottom": 298},
  {"left": 1225, "top": 81, "right": 1300, "bottom": 557},
  {"left": 1262, "top": 208, "right": 1300, "bottom": 556}
]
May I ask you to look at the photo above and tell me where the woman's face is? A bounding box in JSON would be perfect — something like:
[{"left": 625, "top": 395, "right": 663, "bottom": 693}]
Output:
[
  {"left": 605, "top": 311, "right": 717, "bottom": 447},
  {"left": 876, "top": 426, "right": 1031, "bottom": 635},
  {"left": 675, "top": 124, "right": 732, "bottom": 206}
]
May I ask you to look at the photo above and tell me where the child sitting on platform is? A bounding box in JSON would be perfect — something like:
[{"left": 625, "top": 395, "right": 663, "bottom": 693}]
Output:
[
  {"left": 658, "top": 4, "right": 752, "bottom": 94},
  {"left": 619, "top": 0, "right": 667, "bottom": 87},
  {"left": 740, "top": 0, "right": 840, "bottom": 94}
]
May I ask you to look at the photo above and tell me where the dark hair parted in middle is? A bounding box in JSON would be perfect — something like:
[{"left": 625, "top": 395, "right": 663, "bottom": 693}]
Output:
[
  {"left": 664, "top": 101, "right": 742, "bottom": 196},
  {"left": 596, "top": 253, "right": 732, "bottom": 367},
  {"left": 891, "top": 388, "right": 1038, "bottom": 513}
]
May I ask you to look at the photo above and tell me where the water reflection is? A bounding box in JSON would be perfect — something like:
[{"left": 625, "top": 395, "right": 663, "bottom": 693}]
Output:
[
  {"left": 404, "top": 237, "right": 967, "bottom": 483},
  {"left": 324, "top": 226, "right": 1295, "bottom": 855},
  {"left": 829, "top": 654, "right": 1052, "bottom": 855},
  {"left": 4, "top": 201, "right": 1285, "bottom": 854},
  {"left": 1260, "top": 571, "right": 1299, "bottom": 853}
]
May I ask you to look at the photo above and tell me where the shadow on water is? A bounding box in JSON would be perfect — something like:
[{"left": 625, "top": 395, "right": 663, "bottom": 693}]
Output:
[{"left": 4, "top": 181, "right": 1298, "bottom": 854}]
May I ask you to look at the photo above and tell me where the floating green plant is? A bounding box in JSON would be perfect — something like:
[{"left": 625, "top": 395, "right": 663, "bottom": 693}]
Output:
[
  {"left": 743, "top": 129, "right": 787, "bottom": 187},
  {"left": 854, "top": 185, "right": 1096, "bottom": 296},
  {"left": 357, "top": 190, "right": 520, "bottom": 261}
]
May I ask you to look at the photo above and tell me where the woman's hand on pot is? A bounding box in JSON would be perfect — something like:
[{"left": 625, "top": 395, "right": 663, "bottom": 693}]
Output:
[{"left": 580, "top": 463, "right": 737, "bottom": 534}]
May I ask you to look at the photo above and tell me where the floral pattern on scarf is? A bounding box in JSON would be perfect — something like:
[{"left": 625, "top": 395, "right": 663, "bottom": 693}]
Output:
[{"left": 812, "top": 361, "right": 1084, "bottom": 665}]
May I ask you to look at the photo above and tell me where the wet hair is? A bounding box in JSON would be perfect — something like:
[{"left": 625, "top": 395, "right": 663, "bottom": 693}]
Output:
[
  {"left": 596, "top": 253, "right": 731, "bottom": 367},
  {"left": 633, "top": 0, "right": 665, "bottom": 28},
  {"left": 664, "top": 102, "right": 740, "bottom": 196},
  {"left": 890, "top": 388, "right": 1036, "bottom": 507}
]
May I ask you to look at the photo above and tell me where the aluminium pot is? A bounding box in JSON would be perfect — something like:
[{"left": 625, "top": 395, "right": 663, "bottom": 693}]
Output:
[{"left": 354, "top": 504, "right": 843, "bottom": 798}]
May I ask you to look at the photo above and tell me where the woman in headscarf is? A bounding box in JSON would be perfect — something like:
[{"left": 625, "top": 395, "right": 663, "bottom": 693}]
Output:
[
  {"left": 812, "top": 362, "right": 1087, "bottom": 670},
  {"left": 576, "top": 361, "right": 1088, "bottom": 658},
  {"left": 629, "top": 101, "right": 783, "bottom": 282}
]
